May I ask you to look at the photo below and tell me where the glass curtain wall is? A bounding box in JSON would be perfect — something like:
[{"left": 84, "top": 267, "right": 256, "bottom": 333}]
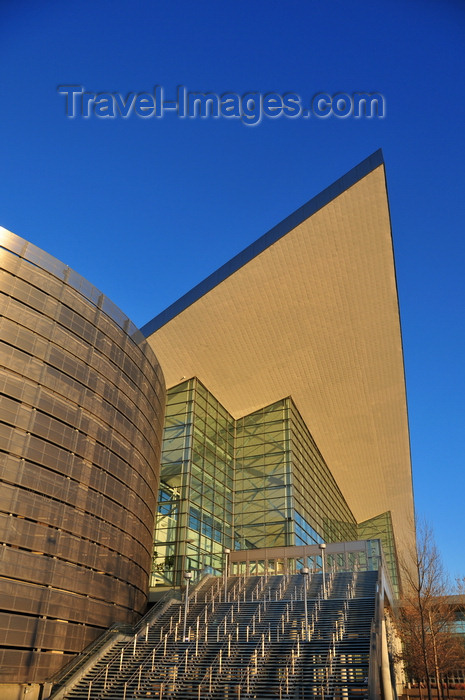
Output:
[
  {"left": 152, "top": 382, "right": 397, "bottom": 589},
  {"left": 233, "top": 397, "right": 358, "bottom": 554},
  {"left": 358, "top": 510, "right": 399, "bottom": 595},
  {"left": 152, "top": 379, "right": 234, "bottom": 587},
  {"left": 289, "top": 401, "right": 357, "bottom": 545},
  {"left": 235, "top": 399, "right": 292, "bottom": 551}
]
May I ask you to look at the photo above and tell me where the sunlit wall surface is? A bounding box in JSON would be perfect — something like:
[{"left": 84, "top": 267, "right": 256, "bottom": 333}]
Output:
[
  {"left": 0, "top": 229, "right": 165, "bottom": 683},
  {"left": 152, "top": 379, "right": 234, "bottom": 587}
]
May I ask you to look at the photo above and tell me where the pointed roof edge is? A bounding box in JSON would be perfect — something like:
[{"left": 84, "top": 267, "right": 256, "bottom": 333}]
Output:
[{"left": 141, "top": 149, "right": 384, "bottom": 337}]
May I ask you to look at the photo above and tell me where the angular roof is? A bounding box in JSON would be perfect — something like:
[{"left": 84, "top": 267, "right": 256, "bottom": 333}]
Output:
[{"left": 142, "top": 151, "right": 415, "bottom": 555}]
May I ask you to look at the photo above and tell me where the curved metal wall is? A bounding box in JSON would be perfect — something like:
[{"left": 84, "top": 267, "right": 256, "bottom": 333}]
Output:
[{"left": 0, "top": 229, "right": 166, "bottom": 683}]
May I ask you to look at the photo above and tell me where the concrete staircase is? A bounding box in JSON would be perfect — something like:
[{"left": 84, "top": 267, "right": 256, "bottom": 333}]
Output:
[{"left": 51, "top": 570, "right": 378, "bottom": 699}]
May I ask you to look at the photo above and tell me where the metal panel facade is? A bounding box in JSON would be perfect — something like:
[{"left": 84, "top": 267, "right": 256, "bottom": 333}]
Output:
[{"left": 0, "top": 229, "right": 166, "bottom": 683}]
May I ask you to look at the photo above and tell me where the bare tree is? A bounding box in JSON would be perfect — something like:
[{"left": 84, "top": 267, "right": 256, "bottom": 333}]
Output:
[{"left": 397, "top": 520, "right": 465, "bottom": 700}]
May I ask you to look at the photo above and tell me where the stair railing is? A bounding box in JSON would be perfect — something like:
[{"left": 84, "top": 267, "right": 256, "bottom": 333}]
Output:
[
  {"left": 235, "top": 632, "right": 274, "bottom": 698},
  {"left": 81, "top": 577, "right": 218, "bottom": 698},
  {"left": 79, "top": 589, "right": 180, "bottom": 698},
  {"left": 121, "top": 600, "right": 221, "bottom": 699}
]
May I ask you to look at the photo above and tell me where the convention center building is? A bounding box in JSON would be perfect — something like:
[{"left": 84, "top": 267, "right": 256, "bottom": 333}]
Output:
[{"left": 0, "top": 150, "right": 414, "bottom": 689}]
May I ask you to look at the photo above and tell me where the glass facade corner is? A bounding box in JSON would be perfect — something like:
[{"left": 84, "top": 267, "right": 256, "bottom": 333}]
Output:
[
  {"left": 152, "top": 379, "right": 234, "bottom": 588},
  {"left": 288, "top": 401, "right": 357, "bottom": 545},
  {"left": 235, "top": 399, "right": 292, "bottom": 550},
  {"left": 358, "top": 510, "right": 399, "bottom": 596},
  {"left": 152, "top": 383, "right": 364, "bottom": 590}
]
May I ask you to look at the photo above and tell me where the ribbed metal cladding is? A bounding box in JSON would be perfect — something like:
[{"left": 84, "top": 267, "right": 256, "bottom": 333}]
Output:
[{"left": 0, "top": 228, "right": 166, "bottom": 683}]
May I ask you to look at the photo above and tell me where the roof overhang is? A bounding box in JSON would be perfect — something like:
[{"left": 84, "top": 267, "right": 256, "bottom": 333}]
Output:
[{"left": 143, "top": 151, "right": 415, "bottom": 557}]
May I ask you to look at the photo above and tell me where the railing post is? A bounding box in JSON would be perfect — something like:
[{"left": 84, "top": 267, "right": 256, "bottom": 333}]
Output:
[{"left": 224, "top": 548, "right": 230, "bottom": 602}]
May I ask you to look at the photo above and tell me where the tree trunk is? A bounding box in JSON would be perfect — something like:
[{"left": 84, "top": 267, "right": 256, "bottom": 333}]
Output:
[
  {"left": 418, "top": 600, "right": 433, "bottom": 700},
  {"left": 429, "top": 610, "right": 442, "bottom": 700}
]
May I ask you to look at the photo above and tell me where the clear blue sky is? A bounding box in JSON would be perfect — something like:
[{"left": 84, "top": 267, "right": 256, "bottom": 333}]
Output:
[{"left": 1, "top": 0, "right": 464, "bottom": 580}]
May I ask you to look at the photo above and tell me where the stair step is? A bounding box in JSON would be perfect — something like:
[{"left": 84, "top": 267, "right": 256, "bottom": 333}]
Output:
[{"left": 53, "top": 570, "right": 378, "bottom": 699}]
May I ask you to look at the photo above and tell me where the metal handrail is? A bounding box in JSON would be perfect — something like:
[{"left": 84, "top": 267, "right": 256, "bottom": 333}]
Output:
[
  {"left": 60, "top": 569, "right": 380, "bottom": 699},
  {"left": 194, "top": 593, "right": 277, "bottom": 698},
  {"left": 49, "top": 590, "right": 183, "bottom": 698},
  {"left": 79, "top": 575, "right": 214, "bottom": 696},
  {"left": 79, "top": 587, "right": 180, "bottom": 696},
  {"left": 47, "top": 622, "right": 130, "bottom": 689},
  {"left": 367, "top": 566, "right": 384, "bottom": 699},
  {"left": 118, "top": 582, "right": 228, "bottom": 698},
  {"left": 275, "top": 570, "right": 361, "bottom": 699}
]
